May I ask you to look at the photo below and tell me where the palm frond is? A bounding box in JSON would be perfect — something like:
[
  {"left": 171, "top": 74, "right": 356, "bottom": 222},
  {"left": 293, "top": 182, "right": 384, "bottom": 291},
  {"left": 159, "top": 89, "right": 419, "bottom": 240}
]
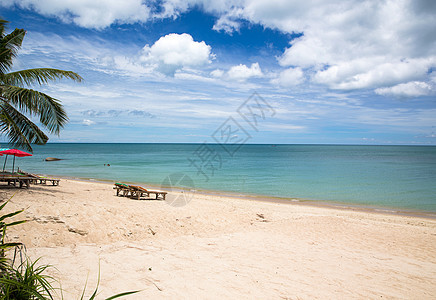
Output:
[
  {"left": 0, "top": 101, "right": 49, "bottom": 152},
  {"left": 0, "top": 28, "right": 25, "bottom": 74},
  {"left": 1, "top": 85, "right": 69, "bottom": 134},
  {"left": 2, "top": 68, "right": 83, "bottom": 87},
  {"left": 0, "top": 19, "right": 8, "bottom": 37}
]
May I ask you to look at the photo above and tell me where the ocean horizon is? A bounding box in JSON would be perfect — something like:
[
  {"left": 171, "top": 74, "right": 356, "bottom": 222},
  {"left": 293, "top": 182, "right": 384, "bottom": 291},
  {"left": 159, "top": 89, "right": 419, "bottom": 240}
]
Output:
[{"left": 4, "top": 143, "right": 436, "bottom": 213}]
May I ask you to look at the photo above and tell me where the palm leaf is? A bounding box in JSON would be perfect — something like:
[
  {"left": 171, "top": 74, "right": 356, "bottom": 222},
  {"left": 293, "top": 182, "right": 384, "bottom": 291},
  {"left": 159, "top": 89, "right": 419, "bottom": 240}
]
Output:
[
  {"left": 0, "top": 27, "right": 25, "bottom": 74},
  {"left": 1, "top": 85, "right": 68, "bottom": 134},
  {"left": 0, "top": 101, "right": 49, "bottom": 152},
  {"left": 2, "top": 68, "right": 83, "bottom": 87},
  {"left": 0, "top": 19, "right": 8, "bottom": 36}
]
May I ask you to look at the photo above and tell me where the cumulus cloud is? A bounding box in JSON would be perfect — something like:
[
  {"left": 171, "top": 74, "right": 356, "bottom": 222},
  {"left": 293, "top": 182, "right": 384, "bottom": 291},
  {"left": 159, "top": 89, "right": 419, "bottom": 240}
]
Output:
[
  {"left": 210, "top": 63, "right": 263, "bottom": 81},
  {"left": 27, "top": 32, "right": 213, "bottom": 77},
  {"left": 227, "top": 63, "right": 263, "bottom": 81},
  {"left": 5, "top": 0, "right": 436, "bottom": 95},
  {"left": 1, "top": 0, "right": 151, "bottom": 29},
  {"left": 267, "top": 0, "right": 436, "bottom": 92},
  {"left": 312, "top": 58, "right": 432, "bottom": 90},
  {"left": 272, "top": 67, "right": 304, "bottom": 87},
  {"left": 375, "top": 81, "right": 434, "bottom": 97},
  {"left": 158, "top": 0, "right": 436, "bottom": 94},
  {"left": 140, "top": 33, "right": 214, "bottom": 76}
]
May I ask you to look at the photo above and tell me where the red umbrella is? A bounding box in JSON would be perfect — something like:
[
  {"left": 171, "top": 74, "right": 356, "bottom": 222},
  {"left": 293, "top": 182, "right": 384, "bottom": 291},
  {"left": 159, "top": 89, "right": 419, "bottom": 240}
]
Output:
[{"left": 0, "top": 149, "right": 32, "bottom": 173}]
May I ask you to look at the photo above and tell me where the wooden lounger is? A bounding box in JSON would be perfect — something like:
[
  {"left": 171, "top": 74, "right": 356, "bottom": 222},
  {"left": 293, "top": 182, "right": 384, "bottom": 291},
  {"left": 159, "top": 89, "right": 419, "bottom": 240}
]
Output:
[
  {"left": 18, "top": 172, "right": 60, "bottom": 186},
  {"left": 32, "top": 177, "right": 60, "bottom": 186},
  {"left": 128, "top": 185, "right": 167, "bottom": 200},
  {"left": 0, "top": 174, "right": 34, "bottom": 188},
  {"left": 114, "top": 183, "right": 130, "bottom": 196}
]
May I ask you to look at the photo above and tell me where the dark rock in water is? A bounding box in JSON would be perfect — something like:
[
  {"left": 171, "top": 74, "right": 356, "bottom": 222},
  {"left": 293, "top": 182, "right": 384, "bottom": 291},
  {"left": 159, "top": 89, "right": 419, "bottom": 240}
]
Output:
[{"left": 45, "top": 157, "right": 62, "bottom": 161}]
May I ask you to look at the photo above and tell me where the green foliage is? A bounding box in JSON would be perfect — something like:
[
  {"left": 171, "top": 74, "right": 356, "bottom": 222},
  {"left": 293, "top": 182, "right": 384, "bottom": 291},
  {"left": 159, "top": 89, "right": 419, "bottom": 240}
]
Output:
[
  {"left": 0, "top": 258, "right": 55, "bottom": 300},
  {"left": 0, "top": 18, "right": 82, "bottom": 152}
]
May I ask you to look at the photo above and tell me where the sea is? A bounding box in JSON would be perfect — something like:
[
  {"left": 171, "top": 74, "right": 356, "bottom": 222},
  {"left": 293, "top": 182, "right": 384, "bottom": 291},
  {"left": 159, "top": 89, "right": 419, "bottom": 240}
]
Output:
[{"left": 4, "top": 143, "right": 436, "bottom": 213}]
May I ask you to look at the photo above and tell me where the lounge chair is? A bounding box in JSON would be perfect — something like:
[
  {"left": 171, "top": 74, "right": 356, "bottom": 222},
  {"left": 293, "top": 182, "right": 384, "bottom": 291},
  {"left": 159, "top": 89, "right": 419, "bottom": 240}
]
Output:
[
  {"left": 114, "top": 183, "right": 130, "bottom": 196},
  {"left": 18, "top": 172, "right": 60, "bottom": 186},
  {"left": 128, "top": 185, "right": 167, "bottom": 200},
  {"left": 0, "top": 172, "right": 34, "bottom": 188}
]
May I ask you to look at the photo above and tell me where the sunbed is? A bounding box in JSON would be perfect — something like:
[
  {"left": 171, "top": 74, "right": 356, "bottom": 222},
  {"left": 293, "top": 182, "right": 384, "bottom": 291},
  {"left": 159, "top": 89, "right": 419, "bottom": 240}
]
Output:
[
  {"left": 18, "top": 172, "right": 60, "bottom": 186},
  {"left": 128, "top": 185, "right": 167, "bottom": 200},
  {"left": 113, "top": 183, "right": 167, "bottom": 200},
  {"left": 0, "top": 172, "right": 34, "bottom": 188},
  {"left": 114, "top": 183, "right": 130, "bottom": 196}
]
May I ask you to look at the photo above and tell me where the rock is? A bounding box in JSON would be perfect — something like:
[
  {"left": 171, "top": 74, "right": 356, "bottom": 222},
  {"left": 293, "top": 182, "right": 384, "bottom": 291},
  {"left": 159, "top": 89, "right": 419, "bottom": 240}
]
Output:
[{"left": 45, "top": 157, "right": 62, "bottom": 161}]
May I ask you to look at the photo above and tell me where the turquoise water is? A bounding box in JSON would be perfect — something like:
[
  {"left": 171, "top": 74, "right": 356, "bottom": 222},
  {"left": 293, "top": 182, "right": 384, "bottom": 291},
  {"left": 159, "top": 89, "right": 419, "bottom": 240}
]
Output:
[{"left": 5, "top": 143, "right": 436, "bottom": 212}]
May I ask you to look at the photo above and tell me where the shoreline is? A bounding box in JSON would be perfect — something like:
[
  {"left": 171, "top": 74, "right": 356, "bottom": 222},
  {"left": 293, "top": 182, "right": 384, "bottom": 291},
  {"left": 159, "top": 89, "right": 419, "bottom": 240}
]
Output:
[{"left": 38, "top": 173, "right": 436, "bottom": 220}]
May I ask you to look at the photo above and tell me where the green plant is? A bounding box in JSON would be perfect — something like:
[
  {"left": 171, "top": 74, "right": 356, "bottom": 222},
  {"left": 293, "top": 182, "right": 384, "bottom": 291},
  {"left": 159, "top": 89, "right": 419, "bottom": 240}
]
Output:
[{"left": 0, "top": 258, "right": 55, "bottom": 300}]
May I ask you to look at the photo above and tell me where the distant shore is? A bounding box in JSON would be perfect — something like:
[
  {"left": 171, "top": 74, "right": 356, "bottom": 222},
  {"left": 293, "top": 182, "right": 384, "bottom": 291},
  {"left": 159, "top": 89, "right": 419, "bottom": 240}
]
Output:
[{"left": 3, "top": 178, "right": 436, "bottom": 298}]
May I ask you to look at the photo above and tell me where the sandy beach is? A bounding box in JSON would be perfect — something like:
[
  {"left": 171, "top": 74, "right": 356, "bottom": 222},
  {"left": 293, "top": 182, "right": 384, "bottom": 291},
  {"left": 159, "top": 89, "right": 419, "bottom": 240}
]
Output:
[{"left": 2, "top": 179, "right": 435, "bottom": 299}]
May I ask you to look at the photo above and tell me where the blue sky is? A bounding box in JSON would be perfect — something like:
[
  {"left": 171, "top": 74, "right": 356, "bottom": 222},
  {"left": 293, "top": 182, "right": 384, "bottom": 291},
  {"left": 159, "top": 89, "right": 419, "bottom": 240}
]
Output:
[{"left": 1, "top": 0, "right": 435, "bottom": 144}]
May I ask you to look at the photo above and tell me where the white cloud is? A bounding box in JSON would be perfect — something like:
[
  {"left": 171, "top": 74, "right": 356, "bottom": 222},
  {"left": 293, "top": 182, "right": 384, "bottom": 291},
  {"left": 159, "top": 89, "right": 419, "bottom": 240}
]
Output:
[
  {"left": 272, "top": 67, "right": 304, "bottom": 87},
  {"left": 153, "top": 0, "right": 436, "bottom": 94},
  {"left": 6, "top": 0, "right": 436, "bottom": 95},
  {"left": 210, "top": 69, "right": 224, "bottom": 78},
  {"left": 312, "top": 58, "right": 433, "bottom": 90},
  {"left": 268, "top": 0, "right": 436, "bottom": 92},
  {"left": 179, "top": 0, "right": 436, "bottom": 94},
  {"left": 22, "top": 32, "right": 213, "bottom": 78},
  {"left": 2, "top": 0, "right": 150, "bottom": 29},
  {"left": 375, "top": 81, "right": 434, "bottom": 97},
  {"left": 227, "top": 63, "right": 263, "bottom": 81},
  {"left": 140, "top": 33, "right": 214, "bottom": 76},
  {"left": 212, "top": 8, "right": 243, "bottom": 33},
  {"left": 82, "top": 119, "right": 95, "bottom": 126}
]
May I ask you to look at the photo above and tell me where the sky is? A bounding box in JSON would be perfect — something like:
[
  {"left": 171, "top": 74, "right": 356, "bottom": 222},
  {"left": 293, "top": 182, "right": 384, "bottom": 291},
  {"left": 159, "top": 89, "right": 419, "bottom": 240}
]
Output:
[{"left": 1, "top": 0, "right": 435, "bottom": 145}]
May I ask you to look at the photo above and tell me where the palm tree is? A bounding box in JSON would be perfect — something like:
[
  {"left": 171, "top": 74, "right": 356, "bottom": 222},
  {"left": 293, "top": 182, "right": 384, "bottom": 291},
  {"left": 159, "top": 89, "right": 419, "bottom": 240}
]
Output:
[{"left": 0, "top": 19, "right": 82, "bottom": 152}]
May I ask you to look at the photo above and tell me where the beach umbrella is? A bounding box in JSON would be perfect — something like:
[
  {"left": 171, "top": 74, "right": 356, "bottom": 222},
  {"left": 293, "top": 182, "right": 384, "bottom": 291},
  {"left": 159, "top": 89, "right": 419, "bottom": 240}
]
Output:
[{"left": 0, "top": 149, "right": 32, "bottom": 173}]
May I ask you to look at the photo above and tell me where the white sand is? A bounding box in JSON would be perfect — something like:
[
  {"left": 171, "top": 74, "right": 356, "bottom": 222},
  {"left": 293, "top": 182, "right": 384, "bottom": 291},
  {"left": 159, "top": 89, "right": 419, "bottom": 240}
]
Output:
[{"left": 2, "top": 179, "right": 436, "bottom": 299}]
